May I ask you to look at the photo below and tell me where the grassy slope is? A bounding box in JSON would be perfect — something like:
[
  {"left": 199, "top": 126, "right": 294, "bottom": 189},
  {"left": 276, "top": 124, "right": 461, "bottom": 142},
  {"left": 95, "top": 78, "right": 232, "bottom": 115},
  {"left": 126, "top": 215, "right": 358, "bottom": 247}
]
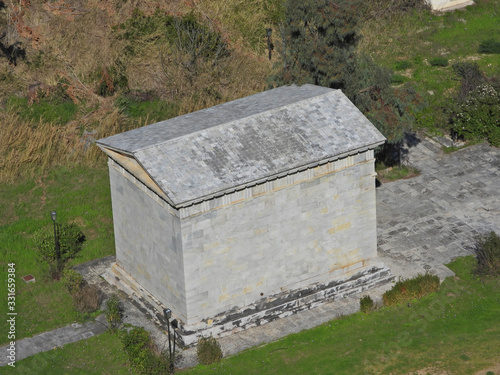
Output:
[{"left": 359, "top": 0, "right": 500, "bottom": 135}]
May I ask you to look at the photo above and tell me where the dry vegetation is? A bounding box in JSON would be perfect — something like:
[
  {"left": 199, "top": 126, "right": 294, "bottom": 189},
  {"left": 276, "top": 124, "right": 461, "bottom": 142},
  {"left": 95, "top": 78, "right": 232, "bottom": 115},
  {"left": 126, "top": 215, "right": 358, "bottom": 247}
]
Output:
[{"left": 0, "top": 0, "right": 276, "bottom": 182}]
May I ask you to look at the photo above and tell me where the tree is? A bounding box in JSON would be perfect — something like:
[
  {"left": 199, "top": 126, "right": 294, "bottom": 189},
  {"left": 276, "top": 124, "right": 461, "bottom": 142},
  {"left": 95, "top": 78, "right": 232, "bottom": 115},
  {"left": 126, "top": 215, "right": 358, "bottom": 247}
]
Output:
[
  {"left": 270, "top": 0, "right": 420, "bottom": 160},
  {"left": 34, "top": 222, "right": 86, "bottom": 279},
  {"left": 270, "top": 0, "right": 361, "bottom": 90}
]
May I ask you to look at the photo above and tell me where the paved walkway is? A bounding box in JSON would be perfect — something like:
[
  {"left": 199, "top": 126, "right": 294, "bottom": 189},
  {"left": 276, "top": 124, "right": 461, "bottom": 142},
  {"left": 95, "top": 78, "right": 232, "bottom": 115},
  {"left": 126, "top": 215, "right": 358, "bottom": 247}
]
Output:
[
  {"left": 0, "top": 316, "right": 108, "bottom": 367},
  {"left": 2, "top": 135, "right": 499, "bottom": 369},
  {"left": 377, "top": 136, "right": 500, "bottom": 281}
]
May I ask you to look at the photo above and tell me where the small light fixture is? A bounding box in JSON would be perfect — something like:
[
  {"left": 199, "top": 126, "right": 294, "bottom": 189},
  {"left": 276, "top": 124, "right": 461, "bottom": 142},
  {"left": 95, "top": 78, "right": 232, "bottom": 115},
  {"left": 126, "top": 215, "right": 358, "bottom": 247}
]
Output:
[
  {"left": 51, "top": 211, "right": 57, "bottom": 222},
  {"left": 163, "top": 308, "right": 172, "bottom": 320}
]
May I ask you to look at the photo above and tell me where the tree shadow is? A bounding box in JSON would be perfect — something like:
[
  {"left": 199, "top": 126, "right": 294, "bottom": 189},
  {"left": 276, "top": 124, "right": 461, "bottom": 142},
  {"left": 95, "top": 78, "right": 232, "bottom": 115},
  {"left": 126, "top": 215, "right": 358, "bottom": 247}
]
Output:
[
  {"left": 377, "top": 132, "right": 422, "bottom": 167},
  {"left": 0, "top": 32, "right": 26, "bottom": 66},
  {"left": 400, "top": 131, "right": 421, "bottom": 164}
]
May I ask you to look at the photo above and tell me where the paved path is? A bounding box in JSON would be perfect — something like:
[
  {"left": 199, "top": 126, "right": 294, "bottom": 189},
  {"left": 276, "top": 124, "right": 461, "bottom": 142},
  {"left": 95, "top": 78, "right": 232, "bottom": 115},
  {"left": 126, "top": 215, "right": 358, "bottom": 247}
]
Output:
[
  {"left": 2, "top": 136, "right": 499, "bottom": 370},
  {"left": 0, "top": 316, "right": 108, "bottom": 367},
  {"left": 377, "top": 136, "right": 500, "bottom": 280}
]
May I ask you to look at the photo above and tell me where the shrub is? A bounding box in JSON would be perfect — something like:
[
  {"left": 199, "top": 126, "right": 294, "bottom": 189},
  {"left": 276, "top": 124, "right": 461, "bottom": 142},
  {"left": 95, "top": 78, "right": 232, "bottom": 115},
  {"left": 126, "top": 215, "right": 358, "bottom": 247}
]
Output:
[
  {"left": 197, "top": 335, "right": 223, "bottom": 365},
  {"left": 116, "top": 93, "right": 179, "bottom": 123},
  {"left": 61, "top": 268, "right": 85, "bottom": 295},
  {"left": 452, "top": 84, "right": 500, "bottom": 146},
  {"left": 121, "top": 327, "right": 171, "bottom": 374},
  {"left": 72, "top": 284, "right": 101, "bottom": 313},
  {"left": 94, "top": 64, "right": 128, "bottom": 97},
  {"left": 391, "top": 74, "right": 406, "bottom": 85},
  {"left": 474, "top": 231, "right": 500, "bottom": 277},
  {"left": 394, "top": 60, "right": 412, "bottom": 71},
  {"left": 117, "top": 10, "right": 229, "bottom": 70},
  {"left": 106, "top": 294, "right": 123, "bottom": 333},
  {"left": 478, "top": 39, "right": 500, "bottom": 54},
  {"left": 452, "top": 62, "right": 483, "bottom": 101},
  {"left": 429, "top": 57, "right": 448, "bottom": 67},
  {"left": 383, "top": 273, "right": 440, "bottom": 306},
  {"left": 360, "top": 295, "right": 374, "bottom": 313},
  {"left": 33, "top": 222, "right": 86, "bottom": 279}
]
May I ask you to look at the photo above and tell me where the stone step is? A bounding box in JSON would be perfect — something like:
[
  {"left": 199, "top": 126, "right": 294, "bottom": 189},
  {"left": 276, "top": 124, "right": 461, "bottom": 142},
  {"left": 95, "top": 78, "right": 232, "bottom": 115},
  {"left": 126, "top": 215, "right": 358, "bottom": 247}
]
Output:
[{"left": 102, "top": 263, "right": 168, "bottom": 328}]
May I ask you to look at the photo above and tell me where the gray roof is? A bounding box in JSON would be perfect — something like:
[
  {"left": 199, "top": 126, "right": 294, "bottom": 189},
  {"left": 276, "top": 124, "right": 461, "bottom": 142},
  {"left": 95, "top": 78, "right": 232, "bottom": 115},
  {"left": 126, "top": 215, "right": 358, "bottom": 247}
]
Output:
[{"left": 97, "top": 84, "right": 385, "bottom": 206}]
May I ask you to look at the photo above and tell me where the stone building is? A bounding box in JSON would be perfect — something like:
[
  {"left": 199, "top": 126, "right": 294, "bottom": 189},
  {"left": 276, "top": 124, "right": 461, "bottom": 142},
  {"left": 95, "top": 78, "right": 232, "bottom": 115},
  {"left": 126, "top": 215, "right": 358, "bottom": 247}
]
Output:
[
  {"left": 429, "top": 0, "right": 474, "bottom": 11},
  {"left": 97, "top": 84, "right": 393, "bottom": 346}
]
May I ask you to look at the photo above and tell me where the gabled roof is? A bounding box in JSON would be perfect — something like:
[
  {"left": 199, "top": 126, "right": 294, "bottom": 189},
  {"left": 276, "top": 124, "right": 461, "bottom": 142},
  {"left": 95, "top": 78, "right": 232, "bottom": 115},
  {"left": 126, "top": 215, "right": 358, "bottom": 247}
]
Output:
[{"left": 97, "top": 84, "right": 385, "bottom": 207}]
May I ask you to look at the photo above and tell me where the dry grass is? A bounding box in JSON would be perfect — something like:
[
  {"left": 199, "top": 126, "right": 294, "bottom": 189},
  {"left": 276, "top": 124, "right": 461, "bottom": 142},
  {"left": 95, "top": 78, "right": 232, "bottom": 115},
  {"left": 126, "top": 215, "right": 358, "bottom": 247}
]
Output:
[
  {"left": 0, "top": 107, "right": 135, "bottom": 182},
  {"left": 0, "top": 0, "right": 273, "bottom": 181}
]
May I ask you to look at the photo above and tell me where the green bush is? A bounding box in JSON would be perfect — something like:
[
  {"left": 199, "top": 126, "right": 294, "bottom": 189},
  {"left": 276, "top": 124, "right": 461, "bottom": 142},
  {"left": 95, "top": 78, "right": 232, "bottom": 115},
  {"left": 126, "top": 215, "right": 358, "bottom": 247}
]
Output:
[
  {"left": 360, "top": 295, "right": 374, "bottom": 313},
  {"left": 383, "top": 273, "right": 440, "bottom": 306},
  {"left": 429, "top": 57, "right": 448, "bottom": 67},
  {"left": 197, "top": 335, "right": 223, "bottom": 365},
  {"left": 478, "top": 39, "right": 500, "bottom": 54},
  {"left": 116, "top": 93, "right": 179, "bottom": 123},
  {"left": 106, "top": 294, "right": 123, "bottom": 333},
  {"left": 394, "top": 60, "right": 412, "bottom": 71},
  {"left": 93, "top": 63, "right": 128, "bottom": 97},
  {"left": 452, "top": 84, "right": 500, "bottom": 146},
  {"left": 391, "top": 74, "right": 406, "bottom": 85},
  {"left": 121, "top": 327, "right": 171, "bottom": 374},
  {"left": 61, "top": 268, "right": 85, "bottom": 295},
  {"left": 474, "top": 231, "right": 500, "bottom": 277},
  {"left": 33, "top": 222, "right": 86, "bottom": 279}
]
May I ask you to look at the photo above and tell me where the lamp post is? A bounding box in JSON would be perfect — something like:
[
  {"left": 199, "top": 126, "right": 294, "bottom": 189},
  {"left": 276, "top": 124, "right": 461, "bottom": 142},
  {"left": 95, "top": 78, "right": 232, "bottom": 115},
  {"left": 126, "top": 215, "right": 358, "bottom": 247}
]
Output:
[
  {"left": 170, "top": 319, "right": 178, "bottom": 373},
  {"left": 164, "top": 308, "right": 175, "bottom": 373},
  {"left": 50, "top": 211, "right": 60, "bottom": 272}
]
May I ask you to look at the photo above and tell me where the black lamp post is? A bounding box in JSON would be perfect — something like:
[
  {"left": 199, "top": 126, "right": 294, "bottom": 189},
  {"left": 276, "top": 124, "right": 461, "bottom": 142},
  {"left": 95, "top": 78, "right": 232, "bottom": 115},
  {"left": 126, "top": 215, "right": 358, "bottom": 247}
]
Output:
[
  {"left": 170, "top": 319, "right": 178, "bottom": 372},
  {"left": 164, "top": 308, "right": 176, "bottom": 373},
  {"left": 50, "top": 211, "right": 60, "bottom": 271}
]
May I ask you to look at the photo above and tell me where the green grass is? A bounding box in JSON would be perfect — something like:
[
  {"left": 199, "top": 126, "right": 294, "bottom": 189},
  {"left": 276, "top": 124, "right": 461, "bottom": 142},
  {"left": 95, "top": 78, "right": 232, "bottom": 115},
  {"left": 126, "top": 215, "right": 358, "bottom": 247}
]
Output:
[
  {"left": 181, "top": 256, "right": 499, "bottom": 374},
  {"left": 115, "top": 95, "right": 179, "bottom": 123},
  {"left": 1, "top": 333, "right": 129, "bottom": 374},
  {"left": 0, "top": 165, "right": 114, "bottom": 344},
  {"left": 360, "top": 0, "right": 500, "bottom": 136},
  {"left": 377, "top": 165, "right": 421, "bottom": 182},
  {"left": 6, "top": 96, "right": 79, "bottom": 126}
]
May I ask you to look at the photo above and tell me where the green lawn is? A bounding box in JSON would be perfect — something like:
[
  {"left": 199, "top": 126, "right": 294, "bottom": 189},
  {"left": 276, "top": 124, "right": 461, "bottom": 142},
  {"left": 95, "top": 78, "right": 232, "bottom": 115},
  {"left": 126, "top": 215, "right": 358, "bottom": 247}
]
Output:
[
  {"left": 0, "top": 165, "right": 114, "bottom": 344},
  {"left": 1, "top": 333, "right": 129, "bottom": 375},
  {"left": 359, "top": 0, "right": 500, "bottom": 136}
]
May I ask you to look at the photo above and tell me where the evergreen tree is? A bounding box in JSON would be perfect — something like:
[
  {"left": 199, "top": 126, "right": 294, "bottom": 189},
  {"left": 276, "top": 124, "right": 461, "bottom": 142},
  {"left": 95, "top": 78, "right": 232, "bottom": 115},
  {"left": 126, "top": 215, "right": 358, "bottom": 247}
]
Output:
[
  {"left": 271, "top": 0, "right": 361, "bottom": 90},
  {"left": 270, "top": 0, "right": 419, "bottom": 152}
]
